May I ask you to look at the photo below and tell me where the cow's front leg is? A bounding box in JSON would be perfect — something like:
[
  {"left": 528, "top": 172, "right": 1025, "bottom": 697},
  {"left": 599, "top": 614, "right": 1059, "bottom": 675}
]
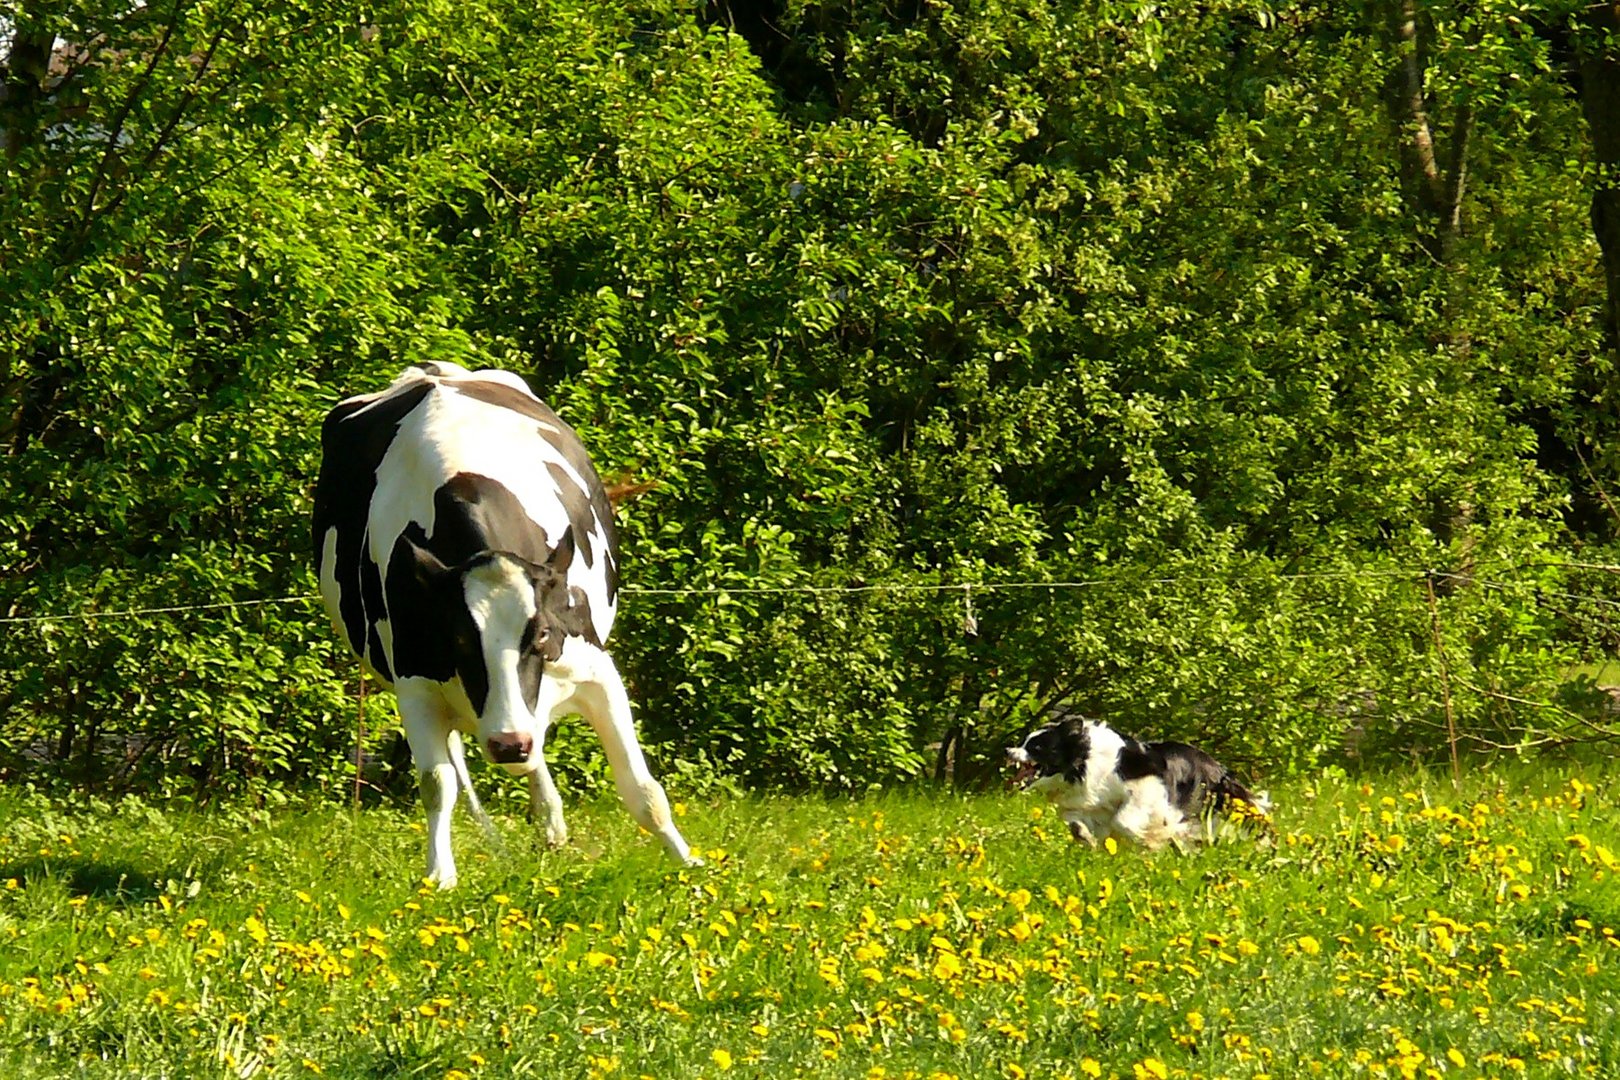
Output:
[
  {"left": 400, "top": 684, "right": 460, "bottom": 888},
  {"left": 419, "top": 762, "right": 459, "bottom": 887},
  {"left": 527, "top": 729, "right": 568, "bottom": 849}
]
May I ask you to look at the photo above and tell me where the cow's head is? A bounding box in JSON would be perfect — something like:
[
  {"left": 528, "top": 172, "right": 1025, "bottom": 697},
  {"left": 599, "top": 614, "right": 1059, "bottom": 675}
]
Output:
[{"left": 405, "top": 528, "right": 589, "bottom": 770}]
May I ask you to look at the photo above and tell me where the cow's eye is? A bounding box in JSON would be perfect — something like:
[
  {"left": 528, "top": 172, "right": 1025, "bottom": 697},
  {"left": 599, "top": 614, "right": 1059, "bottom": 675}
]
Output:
[{"left": 533, "top": 627, "right": 552, "bottom": 647}]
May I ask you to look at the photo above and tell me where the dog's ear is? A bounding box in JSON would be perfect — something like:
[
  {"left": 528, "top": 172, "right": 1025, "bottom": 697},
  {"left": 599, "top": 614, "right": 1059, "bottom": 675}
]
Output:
[{"left": 1062, "top": 722, "right": 1091, "bottom": 785}]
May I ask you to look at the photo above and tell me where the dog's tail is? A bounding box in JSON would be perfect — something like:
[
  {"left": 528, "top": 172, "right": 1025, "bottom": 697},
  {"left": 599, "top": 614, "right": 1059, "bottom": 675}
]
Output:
[{"left": 1213, "top": 773, "right": 1272, "bottom": 817}]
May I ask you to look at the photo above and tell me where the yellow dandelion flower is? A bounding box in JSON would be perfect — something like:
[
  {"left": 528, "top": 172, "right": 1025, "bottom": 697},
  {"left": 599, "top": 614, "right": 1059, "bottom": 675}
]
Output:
[
  {"left": 1133, "top": 1058, "right": 1169, "bottom": 1080},
  {"left": 711, "top": 1048, "right": 733, "bottom": 1070},
  {"left": 1081, "top": 1060, "right": 1102, "bottom": 1078},
  {"left": 1297, "top": 935, "right": 1322, "bottom": 956},
  {"left": 1447, "top": 1048, "right": 1466, "bottom": 1068},
  {"left": 1103, "top": 837, "right": 1118, "bottom": 855}
]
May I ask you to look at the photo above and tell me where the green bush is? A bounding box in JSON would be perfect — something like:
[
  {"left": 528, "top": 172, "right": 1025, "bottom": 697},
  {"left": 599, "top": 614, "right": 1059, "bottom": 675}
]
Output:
[{"left": 3, "top": 0, "right": 1616, "bottom": 799}]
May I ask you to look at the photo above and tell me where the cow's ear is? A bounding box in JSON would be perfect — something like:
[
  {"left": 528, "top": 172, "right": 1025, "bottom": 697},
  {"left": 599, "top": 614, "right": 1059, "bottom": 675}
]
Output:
[
  {"left": 546, "top": 527, "right": 576, "bottom": 576},
  {"left": 406, "top": 535, "right": 450, "bottom": 589}
]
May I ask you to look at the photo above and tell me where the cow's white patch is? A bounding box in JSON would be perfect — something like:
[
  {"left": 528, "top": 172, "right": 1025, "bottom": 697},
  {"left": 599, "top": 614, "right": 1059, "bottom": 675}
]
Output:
[
  {"left": 461, "top": 555, "right": 540, "bottom": 755},
  {"left": 317, "top": 527, "right": 344, "bottom": 637}
]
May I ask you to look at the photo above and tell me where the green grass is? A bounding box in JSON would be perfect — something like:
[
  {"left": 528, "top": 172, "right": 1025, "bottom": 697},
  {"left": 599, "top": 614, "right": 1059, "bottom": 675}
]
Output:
[
  {"left": 1, "top": 765, "right": 1617, "bottom": 1079},
  {"left": 1567, "top": 660, "right": 1620, "bottom": 687}
]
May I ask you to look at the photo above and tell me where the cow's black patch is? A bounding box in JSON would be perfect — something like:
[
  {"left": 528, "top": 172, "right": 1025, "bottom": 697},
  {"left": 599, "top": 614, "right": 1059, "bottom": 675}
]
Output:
[
  {"left": 431, "top": 472, "right": 552, "bottom": 566},
  {"left": 358, "top": 535, "right": 393, "bottom": 682},
  {"left": 385, "top": 525, "right": 488, "bottom": 711},
  {"left": 546, "top": 462, "right": 600, "bottom": 568},
  {"left": 312, "top": 381, "right": 434, "bottom": 657},
  {"left": 534, "top": 532, "right": 596, "bottom": 649}
]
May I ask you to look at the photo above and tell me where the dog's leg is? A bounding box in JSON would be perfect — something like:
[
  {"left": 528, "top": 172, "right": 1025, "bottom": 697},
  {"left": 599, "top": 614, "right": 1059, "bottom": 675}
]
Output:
[
  {"left": 1066, "top": 816, "right": 1098, "bottom": 847},
  {"left": 1168, "top": 813, "right": 1204, "bottom": 855},
  {"left": 1112, "top": 796, "right": 1165, "bottom": 850}
]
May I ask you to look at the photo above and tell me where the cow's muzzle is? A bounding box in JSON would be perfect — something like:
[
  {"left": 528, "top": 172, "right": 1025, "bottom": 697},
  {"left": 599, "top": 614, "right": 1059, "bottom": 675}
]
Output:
[{"left": 486, "top": 732, "right": 533, "bottom": 764}]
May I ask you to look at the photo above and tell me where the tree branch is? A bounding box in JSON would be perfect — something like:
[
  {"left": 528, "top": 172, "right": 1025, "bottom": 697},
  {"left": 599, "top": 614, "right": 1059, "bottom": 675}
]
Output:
[
  {"left": 1439, "top": 101, "right": 1471, "bottom": 259},
  {"left": 1393, "top": 0, "right": 1443, "bottom": 213},
  {"left": 75, "top": 0, "right": 189, "bottom": 248}
]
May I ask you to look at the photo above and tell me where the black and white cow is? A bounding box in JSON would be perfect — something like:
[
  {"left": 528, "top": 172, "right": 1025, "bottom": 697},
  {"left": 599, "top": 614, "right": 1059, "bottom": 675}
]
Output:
[{"left": 313, "top": 361, "right": 694, "bottom": 886}]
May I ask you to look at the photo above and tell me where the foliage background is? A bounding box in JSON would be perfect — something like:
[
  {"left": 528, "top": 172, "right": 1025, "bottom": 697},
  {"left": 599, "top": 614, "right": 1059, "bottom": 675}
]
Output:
[{"left": 4, "top": 0, "right": 1620, "bottom": 800}]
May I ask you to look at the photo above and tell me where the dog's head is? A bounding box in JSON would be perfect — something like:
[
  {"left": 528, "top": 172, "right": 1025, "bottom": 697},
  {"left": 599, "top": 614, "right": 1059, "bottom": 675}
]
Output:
[{"left": 1007, "top": 718, "right": 1091, "bottom": 789}]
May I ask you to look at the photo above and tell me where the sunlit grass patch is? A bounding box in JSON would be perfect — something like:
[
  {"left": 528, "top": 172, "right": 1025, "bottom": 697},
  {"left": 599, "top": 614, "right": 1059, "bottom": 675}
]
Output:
[{"left": 0, "top": 765, "right": 1616, "bottom": 1077}]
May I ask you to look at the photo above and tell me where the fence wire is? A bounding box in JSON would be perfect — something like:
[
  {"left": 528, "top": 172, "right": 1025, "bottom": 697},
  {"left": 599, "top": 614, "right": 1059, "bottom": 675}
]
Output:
[{"left": 1, "top": 561, "right": 1616, "bottom": 626}]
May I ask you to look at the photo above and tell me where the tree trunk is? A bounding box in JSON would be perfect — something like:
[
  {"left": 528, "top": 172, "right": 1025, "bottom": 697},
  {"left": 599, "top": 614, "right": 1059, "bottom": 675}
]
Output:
[
  {"left": 1386, "top": 0, "right": 1478, "bottom": 547},
  {"left": 1577, "top": 7, "right": 1620, "bottom": 350},
  {"left": 1387, "top": 0, "right": 1471, "bottom": 266},
  {"left": 1, "top": 25, "right": 57, "bottom": 160}
]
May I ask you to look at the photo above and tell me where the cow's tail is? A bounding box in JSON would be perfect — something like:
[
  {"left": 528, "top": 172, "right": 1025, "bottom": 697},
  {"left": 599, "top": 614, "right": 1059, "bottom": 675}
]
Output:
[{"left": 449, "top": 731, "right": 502, "bottom": 848}]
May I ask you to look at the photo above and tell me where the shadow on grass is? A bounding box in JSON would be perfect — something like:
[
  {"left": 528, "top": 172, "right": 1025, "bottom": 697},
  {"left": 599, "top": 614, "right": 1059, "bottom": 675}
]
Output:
[{"left": 0, "top": 855, "right": 170, "bottom": 904}]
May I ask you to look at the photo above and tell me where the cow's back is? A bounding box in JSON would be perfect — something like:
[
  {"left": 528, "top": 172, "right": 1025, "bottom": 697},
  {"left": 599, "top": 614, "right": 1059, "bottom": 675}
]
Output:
[{"left": 314, "top": 363, "right": 619, "bottom": 685}]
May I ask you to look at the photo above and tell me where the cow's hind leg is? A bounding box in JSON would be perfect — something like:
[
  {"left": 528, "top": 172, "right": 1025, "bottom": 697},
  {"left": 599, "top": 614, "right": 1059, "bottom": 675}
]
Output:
[
  {"left": 399, "top": 682, "right": 462, "bottom": 889},
  {"left": 572, "top": 660, "right": 696, "bottom": 864}
]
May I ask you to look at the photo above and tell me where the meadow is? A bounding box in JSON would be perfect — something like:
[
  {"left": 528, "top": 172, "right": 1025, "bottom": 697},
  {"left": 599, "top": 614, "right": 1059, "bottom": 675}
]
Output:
[{"left": 0, "top": 765, "right": 1615, "bottom": 1079}]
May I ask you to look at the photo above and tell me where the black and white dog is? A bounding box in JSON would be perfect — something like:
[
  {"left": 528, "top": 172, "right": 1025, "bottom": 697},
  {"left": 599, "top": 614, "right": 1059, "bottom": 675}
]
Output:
[{"left": 1007, "top": 716, "right": 1271, "bottom": 849}]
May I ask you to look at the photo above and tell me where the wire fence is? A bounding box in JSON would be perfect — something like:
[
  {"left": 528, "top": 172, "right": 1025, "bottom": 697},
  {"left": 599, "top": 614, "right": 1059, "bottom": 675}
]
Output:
[
  {"left": 3, "top": 560, "right": 1616, "bottom": 626},
  {"left": 4, "top": 558, "right": 1618, "bottom": 799}
]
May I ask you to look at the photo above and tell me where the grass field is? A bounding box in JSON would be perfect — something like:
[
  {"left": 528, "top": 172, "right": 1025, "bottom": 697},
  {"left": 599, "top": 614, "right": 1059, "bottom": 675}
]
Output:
[{"left": 1, "top": 764, "right": 1616, "bottom": 1079}]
